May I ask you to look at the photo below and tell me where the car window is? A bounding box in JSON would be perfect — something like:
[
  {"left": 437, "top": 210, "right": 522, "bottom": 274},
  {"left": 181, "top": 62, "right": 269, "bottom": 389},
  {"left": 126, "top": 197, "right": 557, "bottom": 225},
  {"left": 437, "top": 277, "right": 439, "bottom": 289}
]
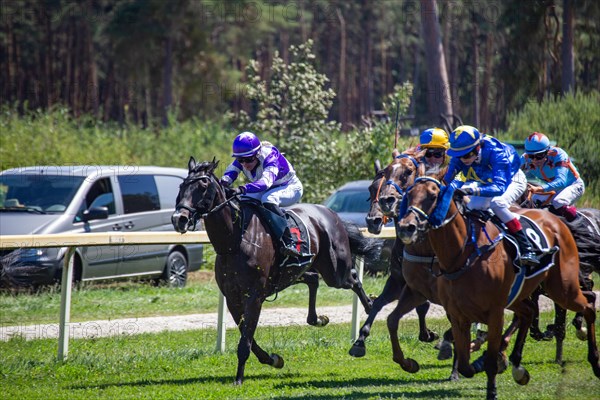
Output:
[
  {"left": 324, "top": 190, "right": 370, "bottom": 213},
  {"left": 154, "top": 175, "right": 183, "bottom": 209},
  {"left": 0, "top": 174, "right": 85, "bottom": 213},
  {"left": 118, "top": 174, "right": 160, "bottom": 214},
  {"left": 75, "top": 177, "right": 115, "bottom": 222}
]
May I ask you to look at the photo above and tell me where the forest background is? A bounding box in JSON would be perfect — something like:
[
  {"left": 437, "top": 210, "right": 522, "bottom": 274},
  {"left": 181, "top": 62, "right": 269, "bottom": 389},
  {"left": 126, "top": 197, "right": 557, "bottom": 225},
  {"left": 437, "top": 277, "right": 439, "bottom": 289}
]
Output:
[{"left": 1, "top": 0, "right": 599, "bottom": 205}]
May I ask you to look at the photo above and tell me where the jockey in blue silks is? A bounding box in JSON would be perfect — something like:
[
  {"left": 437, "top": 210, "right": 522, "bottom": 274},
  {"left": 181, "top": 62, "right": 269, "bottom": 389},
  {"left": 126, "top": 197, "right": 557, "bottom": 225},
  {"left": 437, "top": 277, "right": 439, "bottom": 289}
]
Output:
[
  {"left": 443, "top": 125, "right": 541, "bottom": 267},
  {"left": 221, "top": 131, "right": 303, "bottom": 257},
  {"left": 521, "top": 132, "right": 584, "bottom": 222}
]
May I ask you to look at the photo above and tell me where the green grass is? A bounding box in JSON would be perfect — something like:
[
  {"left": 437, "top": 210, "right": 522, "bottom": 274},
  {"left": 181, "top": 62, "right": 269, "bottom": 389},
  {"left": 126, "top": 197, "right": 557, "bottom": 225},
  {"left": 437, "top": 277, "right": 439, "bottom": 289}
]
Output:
[
  {"left": 1, "top": 316, "right": 598, "bottom": 399},
  {"left": 0, "top": 272, "right": 388, "bottom": 326}
]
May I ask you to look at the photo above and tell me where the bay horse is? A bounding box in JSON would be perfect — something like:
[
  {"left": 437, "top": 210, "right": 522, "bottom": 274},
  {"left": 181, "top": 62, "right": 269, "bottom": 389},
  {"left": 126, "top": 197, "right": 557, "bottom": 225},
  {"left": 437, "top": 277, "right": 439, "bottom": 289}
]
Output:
[
  {"left": 171, "top": 157, "right": 375, "bottom": 385},
  {"left": 349, "top": 151, "right": 452, "bottom": 373},
  {"left": 396, "top": 176, "right": 600, "bottom": 399}
]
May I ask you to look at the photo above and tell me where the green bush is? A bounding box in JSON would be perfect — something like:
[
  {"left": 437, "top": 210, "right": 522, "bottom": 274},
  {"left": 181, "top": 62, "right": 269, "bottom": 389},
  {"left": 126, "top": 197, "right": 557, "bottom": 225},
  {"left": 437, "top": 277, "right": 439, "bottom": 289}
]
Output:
[{"left": 498, "top": 91, "right": 600, "bottom": 207}]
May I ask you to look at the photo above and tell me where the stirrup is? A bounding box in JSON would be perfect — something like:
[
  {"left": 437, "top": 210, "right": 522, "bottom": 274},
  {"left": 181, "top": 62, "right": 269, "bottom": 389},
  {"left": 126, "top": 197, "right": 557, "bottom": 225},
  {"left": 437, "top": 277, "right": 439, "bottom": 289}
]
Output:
[{"left": 520, "top": 252, "right": 540, "bottom": 267}]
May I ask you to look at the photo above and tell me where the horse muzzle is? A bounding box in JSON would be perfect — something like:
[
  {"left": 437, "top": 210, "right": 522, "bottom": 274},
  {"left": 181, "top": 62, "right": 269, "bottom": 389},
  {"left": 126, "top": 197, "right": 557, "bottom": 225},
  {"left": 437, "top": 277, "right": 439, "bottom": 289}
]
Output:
[
  {"left": 378, "top": 195, "right": 399, "bottom": 217},
  {"left": 396, "top": 220, "right": 418, "bottom": 245},
  {"left": 365, "top": 216, "right": 383, "bottom": 235},
  {"left": 171, "top": 209, "right": 191, "bottom": 233}
]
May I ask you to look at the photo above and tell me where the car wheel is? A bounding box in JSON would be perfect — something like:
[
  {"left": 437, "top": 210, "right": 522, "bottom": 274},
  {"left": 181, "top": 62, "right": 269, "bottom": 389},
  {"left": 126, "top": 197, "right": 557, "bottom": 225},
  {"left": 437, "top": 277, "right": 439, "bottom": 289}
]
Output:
[{"left": 161, "top": 250, "right": 188, "bottom": 288}]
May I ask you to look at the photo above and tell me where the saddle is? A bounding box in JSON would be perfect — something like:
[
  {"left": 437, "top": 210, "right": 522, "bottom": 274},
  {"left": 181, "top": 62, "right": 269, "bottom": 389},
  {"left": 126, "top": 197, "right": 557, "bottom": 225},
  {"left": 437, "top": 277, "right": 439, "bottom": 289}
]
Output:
[
  {"left": 464, "top": 210, "right": 558, "bottom": 307},
  {"left": 240, "top": 199, "right": 314, "bottom": 268}
]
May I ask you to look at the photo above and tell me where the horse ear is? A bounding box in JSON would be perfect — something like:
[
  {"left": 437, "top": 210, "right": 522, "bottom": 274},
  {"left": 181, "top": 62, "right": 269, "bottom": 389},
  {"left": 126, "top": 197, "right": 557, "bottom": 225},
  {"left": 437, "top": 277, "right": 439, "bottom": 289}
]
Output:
[
  {"left": 188, "top": 156, "right": 196, "bottom": 172},
  {"left": 211, "top": 156, "right": 219, "bottom": 171},
  {"left": 374, "top": 159, "right": 382, "bottom": 174},
  {"left": 392, "top": 149, "right": 400, "bottom": 159}
]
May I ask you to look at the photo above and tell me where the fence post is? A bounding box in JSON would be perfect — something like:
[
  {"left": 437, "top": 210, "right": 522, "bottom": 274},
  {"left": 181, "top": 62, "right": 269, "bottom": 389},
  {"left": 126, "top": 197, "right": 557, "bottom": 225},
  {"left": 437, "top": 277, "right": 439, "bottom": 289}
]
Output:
[
  {"left": 58, "top": 247, "right": 75, "bottom": 361},
  {"left": 350, "top": 256, "right": 365, "bottom": 342},
  {"left": 216, "top": 289, "right": 227, "bottom": 353}
]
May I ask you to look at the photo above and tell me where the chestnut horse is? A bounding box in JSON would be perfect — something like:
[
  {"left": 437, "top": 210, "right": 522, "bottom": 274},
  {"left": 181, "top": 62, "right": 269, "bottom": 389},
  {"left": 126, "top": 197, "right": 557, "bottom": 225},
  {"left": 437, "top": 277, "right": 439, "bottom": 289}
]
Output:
[
  {"left": 172, "top": 158, "right": 374, "bottom": 385},
  {"left": 396, "top": 176, "right": 600, "bottom": 399}
]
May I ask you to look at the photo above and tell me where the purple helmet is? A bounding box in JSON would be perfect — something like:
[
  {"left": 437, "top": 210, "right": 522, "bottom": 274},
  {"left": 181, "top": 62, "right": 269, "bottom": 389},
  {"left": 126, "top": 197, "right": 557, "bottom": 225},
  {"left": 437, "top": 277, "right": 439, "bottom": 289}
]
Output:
[{"left": 231, "top": 131, "right": 261, "bottom": 157}]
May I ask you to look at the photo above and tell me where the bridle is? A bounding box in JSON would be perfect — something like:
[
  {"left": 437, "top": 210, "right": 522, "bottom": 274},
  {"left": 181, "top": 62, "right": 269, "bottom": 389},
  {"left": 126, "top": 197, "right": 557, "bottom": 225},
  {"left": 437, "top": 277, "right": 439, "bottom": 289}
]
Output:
[
  {"left": 175, "top": 172, "right": 239, "bottom": 229},
  {"left": 402, "top": 176, "right": 459, "bottom": 230}
]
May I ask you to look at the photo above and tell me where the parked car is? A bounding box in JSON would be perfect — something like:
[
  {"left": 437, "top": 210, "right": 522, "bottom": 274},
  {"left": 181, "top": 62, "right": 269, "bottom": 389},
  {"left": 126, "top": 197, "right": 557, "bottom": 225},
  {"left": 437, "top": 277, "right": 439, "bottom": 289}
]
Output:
[
  {"left": 0, "top": 165, "right": 203, "bottom": 288},
  {"left": 323, "top": 180, "right": 394, "bottom": 273}
]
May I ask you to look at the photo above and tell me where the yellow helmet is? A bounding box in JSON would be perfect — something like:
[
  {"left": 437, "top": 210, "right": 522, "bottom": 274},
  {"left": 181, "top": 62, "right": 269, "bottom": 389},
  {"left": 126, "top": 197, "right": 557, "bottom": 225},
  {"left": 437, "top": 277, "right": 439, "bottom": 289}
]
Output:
[{"left": 419, "top": 128, "right": 449, "bottom": 149}]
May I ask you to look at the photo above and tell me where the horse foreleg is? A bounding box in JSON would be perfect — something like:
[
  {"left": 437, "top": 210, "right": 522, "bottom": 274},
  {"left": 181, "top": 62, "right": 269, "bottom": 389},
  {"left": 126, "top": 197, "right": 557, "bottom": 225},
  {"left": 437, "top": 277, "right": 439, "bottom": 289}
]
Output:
[
  {"left": 481, "top": 311, "right": 507, "bottom": 400},
  {"left": 506, "top": 302, "right": 533, "bottom": 386},
  {"left": 234, "top": 294, "right": 274, "bottom": 385},
  {"left": 451, "top": 318, "right": 475, "bottom": 379},
  {"left": 349, "top": 275, "right": 402, "bottom": 357},
  {"left": 387, "top": 288, "right": 427, "bottom": 373},
  {"left": 529, "top": 287, "right": 548, "bottom": 341},
  {"left": 416, "top": 301, "right": 439, "bottom": 342}
]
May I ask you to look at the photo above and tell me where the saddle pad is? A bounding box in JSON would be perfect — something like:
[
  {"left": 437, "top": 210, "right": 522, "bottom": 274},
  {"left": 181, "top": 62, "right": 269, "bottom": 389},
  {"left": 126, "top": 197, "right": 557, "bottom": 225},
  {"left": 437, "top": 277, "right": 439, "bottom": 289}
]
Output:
[{"left": 284, "top": 209, "right": 315, "bottom": 268}]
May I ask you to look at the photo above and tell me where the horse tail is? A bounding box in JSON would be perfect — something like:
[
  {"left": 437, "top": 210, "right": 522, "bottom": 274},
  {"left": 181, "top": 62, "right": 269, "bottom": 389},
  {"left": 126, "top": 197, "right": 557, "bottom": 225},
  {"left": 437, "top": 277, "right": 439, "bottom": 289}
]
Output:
[{"left": 342, "top": 220, "right": 383, "bottom": 266}]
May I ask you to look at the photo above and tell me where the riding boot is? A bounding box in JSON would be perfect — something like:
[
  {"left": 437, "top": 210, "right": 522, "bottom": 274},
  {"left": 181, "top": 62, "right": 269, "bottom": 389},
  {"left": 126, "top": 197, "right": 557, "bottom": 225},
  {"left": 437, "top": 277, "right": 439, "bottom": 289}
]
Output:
[
  {"left": 512, "top": 229, "right": 541, "bottom": 268},
  {"left": 263, "top": 203, "right": 303, "bottom": 257},
  {"left": 506, "top": 218, "right": 540, "bottom": 268},
  {"left": 553, "top": 205, "right": 578, "bottom": 222}
]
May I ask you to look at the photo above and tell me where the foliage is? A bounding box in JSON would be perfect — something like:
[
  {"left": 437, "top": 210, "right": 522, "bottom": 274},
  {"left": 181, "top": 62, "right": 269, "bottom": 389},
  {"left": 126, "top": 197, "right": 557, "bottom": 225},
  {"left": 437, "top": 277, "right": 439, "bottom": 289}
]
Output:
[
  {"left": 498, "top": 91, "right": 600, "bottom": 207},
  {"left": 230, "top": 42, "right": 416, "bottom": 202},
  {"left": 1, "top": 315, "right": 597, "bottom": 399}
]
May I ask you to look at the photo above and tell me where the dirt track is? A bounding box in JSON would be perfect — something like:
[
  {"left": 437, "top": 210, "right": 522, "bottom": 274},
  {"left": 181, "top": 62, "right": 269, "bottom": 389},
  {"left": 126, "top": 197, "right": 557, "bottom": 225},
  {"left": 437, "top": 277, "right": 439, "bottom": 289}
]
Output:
[{"left": 4, "top": 293, "right": 597, "bottom": 341}]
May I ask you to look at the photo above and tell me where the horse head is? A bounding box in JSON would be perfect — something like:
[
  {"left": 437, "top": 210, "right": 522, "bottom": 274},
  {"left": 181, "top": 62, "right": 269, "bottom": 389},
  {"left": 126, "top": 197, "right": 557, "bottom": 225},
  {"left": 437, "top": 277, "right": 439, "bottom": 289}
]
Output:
[
  {"left": 377, "top": 150, "right": 423, "bottom": 217},
  {"left": 172, "top": 156, "right": 222, "bottom": 233},
  {"left": 396, "top": 177, "right": 450, "bottom": 245}
]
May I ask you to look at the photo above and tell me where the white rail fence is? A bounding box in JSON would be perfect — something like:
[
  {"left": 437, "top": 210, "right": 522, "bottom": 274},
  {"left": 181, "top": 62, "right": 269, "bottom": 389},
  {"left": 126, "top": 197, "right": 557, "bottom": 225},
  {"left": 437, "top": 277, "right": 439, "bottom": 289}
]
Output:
[{"left": 0, "top": 227, "right": 396, "bottom": 361}]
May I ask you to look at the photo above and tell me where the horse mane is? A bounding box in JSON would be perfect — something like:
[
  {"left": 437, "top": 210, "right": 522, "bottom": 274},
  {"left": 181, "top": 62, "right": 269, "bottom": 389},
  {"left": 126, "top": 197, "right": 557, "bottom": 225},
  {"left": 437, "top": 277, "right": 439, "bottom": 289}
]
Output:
[{"left": 191, "top": 158, "right": 220, "bottom": 176}]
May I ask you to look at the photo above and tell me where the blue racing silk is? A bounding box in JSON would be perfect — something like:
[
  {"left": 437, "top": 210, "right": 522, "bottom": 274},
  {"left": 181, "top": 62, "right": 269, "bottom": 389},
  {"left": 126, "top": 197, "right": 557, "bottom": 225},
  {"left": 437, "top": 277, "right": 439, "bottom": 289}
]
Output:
[
  {"left": 520, "top": 146, "right": 580, "bottom": 192},
  {"left": 221, "top": 144, "right": 297, "bottom": 193},
  {"left": 443, "top": 136, "right": 521, "bottom": 197}
]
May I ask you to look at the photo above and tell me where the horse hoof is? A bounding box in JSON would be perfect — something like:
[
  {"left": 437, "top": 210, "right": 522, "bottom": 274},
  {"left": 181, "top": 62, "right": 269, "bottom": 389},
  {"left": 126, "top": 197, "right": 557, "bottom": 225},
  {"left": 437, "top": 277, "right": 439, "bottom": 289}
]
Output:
[
  {"left": 317, "top": 315, "right": 330, "bottom": 327},
  {"left": 497, "top": 352, "right": 509, "bottom": 374},
  {"left": 401, "top": 358, "right": 420, "bottom": 373},
  {"left": 512, "top": 365, "right": 530, "bottom": 385},
  {"left": 349, "top": 343, "right": 366, "bottom": 358},
  {"left": 270, "top": 353, "right": 284, "bottom": 369},
  {"left": 448, "top": 371, "right": 460, "bottom": 381},
  {"left": 419, "top": 329, "right": 439, "bottom": 343},
  {"left": 471, "top": 353, "right": 485, "bottom": 374},
  {"left": 575, "top": 327, "right": 587, "bottom": 341},
  {"left": 437, "top": 340, "right": 453, "bottom": 360}
]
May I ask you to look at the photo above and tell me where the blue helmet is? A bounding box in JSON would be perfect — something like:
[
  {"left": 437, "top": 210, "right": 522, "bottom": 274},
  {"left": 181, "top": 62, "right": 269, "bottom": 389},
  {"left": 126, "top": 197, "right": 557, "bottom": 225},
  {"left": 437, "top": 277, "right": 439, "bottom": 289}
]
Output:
[
  {"left": 524, "top": 132, "right": 550, "bottom": 154},
  {"left": 232, "top": 131, "right": 261, "bottom": 157},
  {"left": 447, "top": 125, "right": 482, "bottom": 157}
]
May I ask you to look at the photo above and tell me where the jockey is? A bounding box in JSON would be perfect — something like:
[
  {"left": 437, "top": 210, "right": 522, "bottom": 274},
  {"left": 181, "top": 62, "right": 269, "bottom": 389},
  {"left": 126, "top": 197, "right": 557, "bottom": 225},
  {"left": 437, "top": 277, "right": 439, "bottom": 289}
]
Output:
[
  {"left": 521, "top": 132, "right": 584, "bottom": 222},
  {"left": 444, "top": 125, "right": 540, "bottom": 267},
  {"left": 221, "top": 131, "right": 303, "bottom": 257},
  {"left": 418, "top": 127, "right": 449, "bottom": 175}
]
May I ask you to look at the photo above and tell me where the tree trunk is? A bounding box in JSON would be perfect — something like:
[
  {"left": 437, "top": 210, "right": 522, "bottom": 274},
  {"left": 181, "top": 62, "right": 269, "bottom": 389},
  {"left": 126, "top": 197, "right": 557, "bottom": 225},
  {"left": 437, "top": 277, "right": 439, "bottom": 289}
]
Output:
[
  {"left": 472, "top": 22, "right": 479, "bottom": 128},
  {"left": 480, "top": 33, "right": 493, "bottom": 131},
  {"left": 420, "top": 0, "right": 453, "bottom": 119},
  {"left": 162, "top": 35, "right": 173, "bottom": 127},
  {"left": 561, "top": 0, "right": 575, "bottom": 94},
  {"left": 85, "top": 1, "right": 98, "bottom": 117},
  {"left": 337, "top": 8, "right": 348, "bottom": 129}
]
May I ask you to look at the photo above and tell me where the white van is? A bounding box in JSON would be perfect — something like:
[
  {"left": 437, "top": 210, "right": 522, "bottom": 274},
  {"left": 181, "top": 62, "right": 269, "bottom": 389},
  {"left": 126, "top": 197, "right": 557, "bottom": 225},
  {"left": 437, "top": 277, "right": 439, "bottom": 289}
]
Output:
[{"left": 0, "top": 165, "right": 203, "bottom": 288}]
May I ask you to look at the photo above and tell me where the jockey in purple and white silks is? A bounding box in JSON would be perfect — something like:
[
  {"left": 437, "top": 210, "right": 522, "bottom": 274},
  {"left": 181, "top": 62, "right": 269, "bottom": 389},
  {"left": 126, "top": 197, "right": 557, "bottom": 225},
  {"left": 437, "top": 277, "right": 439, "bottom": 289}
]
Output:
[
  {"left": 221, "top": 131, "right": 303, "bottom": 257},
  {"left": 443, "top": 125, "right": 541, "bottom": 267},
  {"left": 521, "top": 132, "right": 584, "bottom": 222}
]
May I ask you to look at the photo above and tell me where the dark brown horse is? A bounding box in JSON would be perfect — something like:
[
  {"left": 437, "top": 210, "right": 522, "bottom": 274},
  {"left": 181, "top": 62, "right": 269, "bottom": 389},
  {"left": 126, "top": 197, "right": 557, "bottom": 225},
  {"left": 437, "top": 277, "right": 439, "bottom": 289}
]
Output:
[
  {"left": 350, "top": 151, "right": 458, "bottom": 375},
  {"left": 171, "top": 157, "right": 375, "bottom": 385},
  {"left": 396, "top": 177, "right": 600, "bottom": 399},
  {"left": 519, "top": 189, "right": 599, "bottom": 351}
]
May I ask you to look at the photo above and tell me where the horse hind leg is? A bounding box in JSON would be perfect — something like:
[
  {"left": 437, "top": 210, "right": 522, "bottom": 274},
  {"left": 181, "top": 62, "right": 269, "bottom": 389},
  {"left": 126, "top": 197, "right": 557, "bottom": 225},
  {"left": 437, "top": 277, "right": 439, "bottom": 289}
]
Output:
[
  {"left": 297, "top": 271, "right": 329, "bottom": 327},
  {"left": 416, "top": 301, "right": 439, "bottom": 343}
]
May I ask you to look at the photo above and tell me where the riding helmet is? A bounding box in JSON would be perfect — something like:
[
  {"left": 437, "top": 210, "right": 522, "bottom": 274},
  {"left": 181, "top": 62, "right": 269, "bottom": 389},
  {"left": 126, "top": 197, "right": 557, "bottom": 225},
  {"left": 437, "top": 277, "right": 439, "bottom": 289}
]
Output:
[
  {"left": 232, "top": 131, "right": 261, "bottom": 157},
  {"left": 524, "top": 132, "right": 551, "bottom": 154},
  {"left": 419, "top": 128, "right": 449, "bottom": 149},
  {"left": 447, "top": 125, "right": 482, "bottom": 157}
]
